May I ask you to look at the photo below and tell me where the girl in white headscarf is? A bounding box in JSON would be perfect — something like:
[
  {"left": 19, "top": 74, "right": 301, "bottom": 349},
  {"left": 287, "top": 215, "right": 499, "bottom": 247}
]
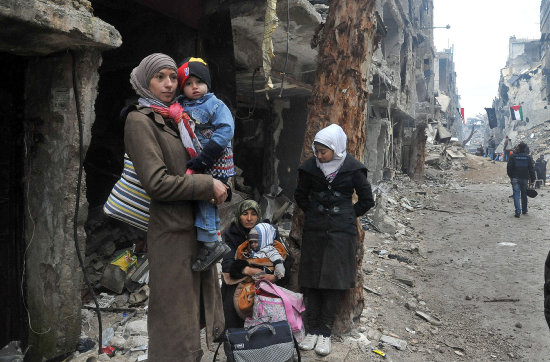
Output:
[
  {"left": 294, "top": 123, "right": 374, "bottom": 357},
  {"left": 312, "top": 123, "right": 348, "bottom": 182}
]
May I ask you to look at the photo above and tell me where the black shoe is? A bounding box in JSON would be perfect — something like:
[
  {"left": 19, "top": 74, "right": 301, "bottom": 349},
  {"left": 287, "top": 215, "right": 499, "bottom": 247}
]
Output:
[
  {"left": 192, "top": 241, "right": 231, "bottom": 272},
  {"left": 522, "top": 211, "right": 528, "bottom": 215},
  {"left": 514, "top": 213, "right": 520, "bottom": 218}
]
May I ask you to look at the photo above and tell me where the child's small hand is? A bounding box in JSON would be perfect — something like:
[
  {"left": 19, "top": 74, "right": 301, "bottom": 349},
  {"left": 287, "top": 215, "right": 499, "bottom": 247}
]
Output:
[
  {"left": 274, "top": 263, "right": 285, "bottom": 279},
  {"left": 187, "top": 155, "right": 209, "bottom": 171},
  {"left": 188, "top": 140, "right": 225, "bottom": 171}
]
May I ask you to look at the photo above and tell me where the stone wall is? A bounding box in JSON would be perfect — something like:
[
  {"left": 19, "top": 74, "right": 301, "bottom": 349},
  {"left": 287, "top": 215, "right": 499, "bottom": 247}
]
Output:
[{"left": 23, "top": 50, "right": 102, "bottom": 362}]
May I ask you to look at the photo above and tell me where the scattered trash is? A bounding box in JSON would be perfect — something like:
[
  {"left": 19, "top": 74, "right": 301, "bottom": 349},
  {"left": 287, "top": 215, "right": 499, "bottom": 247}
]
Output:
[
  {"left": 415, "top": 310, "right": 442, "bottom": 326},
  {"left": 498, "top": 242, "right": 516, "bottom": 246},
  {"left": 137, "top": 353, "right": 148, "bottom": 361},
  {"left": 130, "top": 345, "right": 148, "bottom": 352},
  {"left": 101, "top": 327, "right": 115, "bottom": 346},
  {"left": 76, "top": 337, "right": 96, "bottom": 353},
  {"left": 372, "top": 348, "right": 386, "bottom": 358},
  {"left": 119, "top": 310, "right": 137, "bottom": 325},
  {"left": 101, "top": 250, "right": 138, "bottom": 294},
  {"left": 100, "top": 346, "right": 116, "bottom": 356},
  {"left": 388, "top": 254, "right": 412, "bottom": 264}
]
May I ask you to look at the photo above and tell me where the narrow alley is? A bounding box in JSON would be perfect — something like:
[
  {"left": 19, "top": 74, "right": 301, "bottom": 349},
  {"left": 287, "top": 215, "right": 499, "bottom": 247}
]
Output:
[{"left": 354, "top": 158, "right": 550, "bottom": 361}]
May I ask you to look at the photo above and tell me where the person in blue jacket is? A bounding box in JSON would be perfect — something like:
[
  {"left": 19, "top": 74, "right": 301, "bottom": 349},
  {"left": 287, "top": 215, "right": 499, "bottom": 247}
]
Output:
[{"left": 507, "top": 142, "right": 536, "bottom": 217}]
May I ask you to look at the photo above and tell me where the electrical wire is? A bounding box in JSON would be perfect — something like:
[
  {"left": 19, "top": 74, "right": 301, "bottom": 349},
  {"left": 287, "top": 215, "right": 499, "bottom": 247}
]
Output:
[
  {"left": 278, "top": 0, "right": 291, "bottom": 98},
  {"left": 21, "top": 136, "right": 51, "bottom": 336},
  {"left": 70, "top": 50, "right": 103, "bottom": 356},
  {"left": 235, "top": 67, "right": 261, "bottom": 121}
]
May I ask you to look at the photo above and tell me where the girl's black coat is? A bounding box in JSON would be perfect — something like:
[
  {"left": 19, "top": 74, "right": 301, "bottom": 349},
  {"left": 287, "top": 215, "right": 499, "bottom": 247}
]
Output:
[{"left": 294, "top": 155, "right": 374, "bottom": 289}]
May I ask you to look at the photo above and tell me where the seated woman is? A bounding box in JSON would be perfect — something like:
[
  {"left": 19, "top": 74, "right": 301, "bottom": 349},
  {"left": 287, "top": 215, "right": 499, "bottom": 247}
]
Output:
[{"left": 220, "top": 200, "right": 291, "bottom": 328}]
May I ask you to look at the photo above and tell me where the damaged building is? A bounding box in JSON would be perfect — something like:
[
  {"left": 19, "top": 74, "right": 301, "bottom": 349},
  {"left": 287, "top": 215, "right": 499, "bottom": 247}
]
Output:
[
  {"left": 433, "top": 47, "right": 462, "bottom": 143},
  {"left": 490, "top": 34, "right": 550, "bottom": 155},
  {"left": 0, "top": 0, "right": 451, "bottom": 360},
  {"left": 367, "top": 0, "right": 437, "bottom": 182}
]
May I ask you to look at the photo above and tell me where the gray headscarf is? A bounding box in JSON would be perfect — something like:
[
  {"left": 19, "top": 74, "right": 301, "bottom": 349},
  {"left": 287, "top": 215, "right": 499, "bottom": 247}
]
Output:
[{"left": 129, "top": 53, "right": 177, "bottom": 105}]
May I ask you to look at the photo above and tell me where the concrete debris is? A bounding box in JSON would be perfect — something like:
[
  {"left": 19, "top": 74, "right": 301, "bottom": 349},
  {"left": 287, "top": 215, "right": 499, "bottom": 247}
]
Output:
[
  {"left": 0, "top": 341, "right": 27, "bottom": 361},
  {"left": 364, "top": 285, "right": 382, "bottom": 296},
  {"left": 125, "top": 320, "right": 148, "bottom": 336},
  {"left": 380, "top": 334, "right": 408, "bottom": 350},
  {"left": 446, "top": 149, "right": 465, "bottom": 159},
  {"left": 415, "top": 311, "right": 442, "bottom": 326},
  {"left": 393, "top": 276, "right": 415, "bottom": 287}
]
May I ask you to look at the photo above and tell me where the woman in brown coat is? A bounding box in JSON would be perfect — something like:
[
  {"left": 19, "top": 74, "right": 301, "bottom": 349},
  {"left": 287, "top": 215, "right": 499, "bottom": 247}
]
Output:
[{"left": 124, "top": 53, "right": 227, "bottom": 361}]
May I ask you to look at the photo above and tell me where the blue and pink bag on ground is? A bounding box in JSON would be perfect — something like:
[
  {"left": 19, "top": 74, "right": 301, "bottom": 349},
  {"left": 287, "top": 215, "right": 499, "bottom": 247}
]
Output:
[{"left": 244, "top": 279, "right": 305, "bottom": 342}]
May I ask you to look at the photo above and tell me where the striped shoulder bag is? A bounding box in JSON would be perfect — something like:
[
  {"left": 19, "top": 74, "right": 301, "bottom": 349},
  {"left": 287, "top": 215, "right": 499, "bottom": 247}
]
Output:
[{"left": 103, "top": 154, "right": 150, "bottom": 231}]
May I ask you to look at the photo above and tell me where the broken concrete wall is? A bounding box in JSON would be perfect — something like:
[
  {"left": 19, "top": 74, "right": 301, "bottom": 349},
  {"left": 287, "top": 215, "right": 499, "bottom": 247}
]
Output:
[
  {"left": 365, "top": 115, "right": 391, "bottom": 182},
  {"left": 23, "top": 50, "right": 102, "bottom": 361}
]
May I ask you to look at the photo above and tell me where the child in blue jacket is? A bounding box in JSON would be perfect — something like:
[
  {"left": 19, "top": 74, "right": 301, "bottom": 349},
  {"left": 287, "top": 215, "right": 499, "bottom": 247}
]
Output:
[{"left": 177, "top": 57, "right": 236, "bottom": 271}]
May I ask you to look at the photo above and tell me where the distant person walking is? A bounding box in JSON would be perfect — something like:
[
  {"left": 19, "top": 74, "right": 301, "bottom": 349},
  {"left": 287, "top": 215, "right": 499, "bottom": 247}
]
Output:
[
  {"left": 487, "top": 136, "right": 496, "bottom": 160},
  {"left": 503, "top": 136, "right": 513, "bottom": 161},
  {"left": 535, "top": 154, "right": 547, "bottom": 188},
  {"left": 507, "top": 142, "right": 535, "bottom": 218}
]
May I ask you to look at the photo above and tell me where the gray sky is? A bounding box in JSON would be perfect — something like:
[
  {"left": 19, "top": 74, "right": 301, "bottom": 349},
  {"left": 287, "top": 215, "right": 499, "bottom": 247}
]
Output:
[{"left": 433, "top": 0, "right": 542, "bottom": 120}]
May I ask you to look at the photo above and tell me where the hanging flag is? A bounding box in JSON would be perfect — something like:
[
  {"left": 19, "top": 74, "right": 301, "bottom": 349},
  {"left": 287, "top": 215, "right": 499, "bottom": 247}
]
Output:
[
  {"left": 510, "top": 105, "right": 523, "bottom": 121},
  {"left": 457, "top": 107, "right": 465, "bottom": 124},
  {"left": 485, "top": 108, "right": 497, "bottom": 129}
]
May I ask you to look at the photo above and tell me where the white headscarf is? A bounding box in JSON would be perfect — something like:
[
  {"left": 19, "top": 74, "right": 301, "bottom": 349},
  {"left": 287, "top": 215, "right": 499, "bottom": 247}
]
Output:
[{"left": 312, "top": 124, "right": 347, "bottom": 180}]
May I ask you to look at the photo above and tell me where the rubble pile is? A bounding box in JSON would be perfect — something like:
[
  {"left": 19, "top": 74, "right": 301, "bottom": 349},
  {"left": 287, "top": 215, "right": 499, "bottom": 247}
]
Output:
[{"left": 513, "top": 120, "right": 550, "bottom": 157}]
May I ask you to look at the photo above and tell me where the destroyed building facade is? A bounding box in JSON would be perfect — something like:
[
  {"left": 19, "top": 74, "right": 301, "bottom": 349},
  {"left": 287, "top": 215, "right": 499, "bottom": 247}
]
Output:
[
  {"left": 490, "top": 32, "right": 549, "bottom": 155},
  {"left": 433, "top": 47, "right": 462, "bottom": 142},
  {"left": 0, "top": 0, "right": 450, "bottom": 360},
  {"left": 367, "top": 0, "right": 437, "bottom": 182}
]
